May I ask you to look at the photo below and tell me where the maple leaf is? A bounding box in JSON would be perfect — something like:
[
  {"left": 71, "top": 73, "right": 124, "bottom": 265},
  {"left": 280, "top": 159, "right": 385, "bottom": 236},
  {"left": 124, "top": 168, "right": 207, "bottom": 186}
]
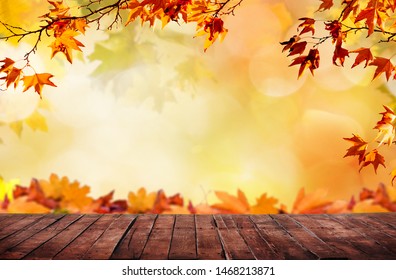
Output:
[
  {"left": 0, "top": 58, "right": 22, "bottom": 88},
  {"left": 359, "top": 149, "right": 386, "bottom": 173},
  {"left": 211, "top": 189, "right": 250, "bottom": 214},
  {"left": 0, "top": 58, "right": 16, "bottom": 73},
  {"left": 71, "top": 19, "right": 89, "bottom": 35},
  {"left": 24, "top": 179, "right": 58, "bottom": 209},
  {"left": 151, "top": 190, "right": 184, "bottom": 214},
  {"left": 47, "top": 0, "right": 70, "bottom": 18},
  {"left": 291, "top": 188, "right": 332, "bottom": 214},
  {"left": 25, "top": 111, "right": 48, "bottom": 132},
  {"left": 297, "top": 17, "right": 315, "bottom": 35},
  {"left": 369, "top": 57, "right": 394, "bottom": 80},
  {"left": 39, "top": 173, "right": 65, "bottom": 200},
  {"left": 59, "top": 178, "right": 93, "bottom": 212},
  {"left": 127, "top": 187, "right": 156, "bottom": 213},
  {"left": 22, "top": 73, "right": 56, "bottom": 96},
  {"left": 350, "top": 47, "right": 374, "bottom": 68},
  {"left": 7, "top": 197, "right": 51, "bottom": 213},
  {"left": 354, "top": 0, "right": 388, "bottom": 36},
  {"left": 49, "top": 30, "right": 84, "bottom": 63},
  {"left": 0, "top": 177, "right": 19, "bottom": 202},
  {"left": 343, "top": 134, "right": 369, "bottom": 164},
  {"left": 325, "top": 20, "right": 342, "bottom": 40},
  {"left": 196, "top": 17, "right": 228, "bottom": 52},
  {"left": 333, "top": 45, "right": 349, "bottom": 66},
  {"left": 280, "top": 35, "right": 299, "bottom": 51},
  {"left": 250, "top": 193, "right": 279, "bottom": 214},
  {"left": 289, "top": 48, "right": 320, "bottom": 78},
  {"left": 374, "top": 105, "right": 396, "bottom": 146},
  {"left": 317, "top": 0, "right": 334, "bottom": 11},
  {"left": 287, "top": 41, "right": 308, "bottom": 57},
  {"left": 341, "top": 0, "right": 360, "bottom": 21}
]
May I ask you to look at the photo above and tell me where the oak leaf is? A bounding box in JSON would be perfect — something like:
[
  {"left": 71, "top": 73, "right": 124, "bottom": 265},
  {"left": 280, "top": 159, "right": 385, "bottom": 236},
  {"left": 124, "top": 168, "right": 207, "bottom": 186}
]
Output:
[{"left": 22, "top": 73, "right": 56, "bottom": 96}]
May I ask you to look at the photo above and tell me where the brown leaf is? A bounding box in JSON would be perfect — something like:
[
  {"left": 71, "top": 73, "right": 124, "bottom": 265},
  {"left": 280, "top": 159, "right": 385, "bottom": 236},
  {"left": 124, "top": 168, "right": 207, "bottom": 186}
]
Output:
[
  {"left": 369, "top": 57, "right": 394, "bottom": 80},
  {"left": 297, "top": 17, "right": 315, "bottom": 35},
  {"left": 343, "top": 134, "right": 368, "bottom": 164},
  {"left": 359, "top": 149, "right": 386, "bottom": 173},
  {"left": 289, "top": 48, "right": 320, "bottom": 78},
  {"left": 317, "top": 0, "right": 334, "bottom": 11}
]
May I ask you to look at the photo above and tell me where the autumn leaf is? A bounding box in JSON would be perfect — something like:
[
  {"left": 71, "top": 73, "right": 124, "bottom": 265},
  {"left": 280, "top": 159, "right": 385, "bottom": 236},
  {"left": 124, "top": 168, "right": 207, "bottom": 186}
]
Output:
[
  {"left": 341, "top": 0, "right": 360, "bottom": 21},
  {"left": 9, "top": 121, "right": 24, "bottom": 137},
  {"left": 196, "top": 17, "right": 228, "bottom": 52},
  {"left": 354, "top": 0, "right": 387, "bottom": 36},
  {"left": 49, "top": 30, "right": 85, "bottom": 63},
  {"left": 291, "top": 188, "right": 332, "bottom": 214},
  {"left": 39, "top": 173, "right": 66, "bottom": 200},
  {"left": 127, "top": 187, "right": 156, "bottom": 213},
  {"left": 353, "top": 199, "right": 389, "bottom": 213},
  {"left": 359, "top": 149, "right": 386, "bottom": 173},
  {"left": 369, "top": 57, "right": 394, "bottom": 80},
  {"left": 25, "top": 111, "right": 48, "bottom": 132},
  {"left": 0, "top": 177, "right": 19, "bottom": 202},
  {"left": 59, "top": 179, "right": 93, "bottom": 212},
  {"left": 250, "top": 193, "right": 279, "bottom": 214},
  {"left": 151, "top": 190, "right": 184, "bottom": 214},
  {"left": 333, "top": 45, "right": 349, "bottom": 66},
  {"left": 47, "top": 0, "right": 70, "bottom": 18},
  {"left": 289, "top": 48, "right": 320, "bottom": 78},
  {"left": 211, "top": 189, "right": 250, "bottom": 214},
  {"left": 297, "top": 17, "right": 315, "bottom": 35},
  {"left": 22, "top": 73, "right": 56, "bottom": 96},
  {"left": 343, "top": 134, "right": 369, "bottom": 163},
  {"left": 317, "top": 0, "right": 334, "bottom": 11},
  {"left": 7, "top": 196, "right": 51, "bottom": 213},
  {"left": 350, "top": 47, "right": 374, "bottom": 68},
  {"left": 374, "top": 105, "right": 396, "bottom": 146}
]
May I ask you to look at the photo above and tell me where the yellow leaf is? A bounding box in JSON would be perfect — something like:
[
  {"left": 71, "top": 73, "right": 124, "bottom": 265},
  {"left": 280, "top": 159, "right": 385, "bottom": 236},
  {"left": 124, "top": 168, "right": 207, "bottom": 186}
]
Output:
[
  {"left": 352, "top": 199, "right": 389, "bottom": 213},
  {"left": 127, "top": 187, "right": 156, "bottom": 213},
  {"left": 25, "top": 111, "right": 48, "bottom": 132},
  {"left": 0, "top": 177, "right": 19, "bottom": 202},
  {"left": 250, "top": 193, "right": 278, "bottom": 214},
  {"left": 7, "top": 197, "right": 51, "bottom": 213},
  {"left": 9, "top": 121, "right": 24, "bottom": 137}
]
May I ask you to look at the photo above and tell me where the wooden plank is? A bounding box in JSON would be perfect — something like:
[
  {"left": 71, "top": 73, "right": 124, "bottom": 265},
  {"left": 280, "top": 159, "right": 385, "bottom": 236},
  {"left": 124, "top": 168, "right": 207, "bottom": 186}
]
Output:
[
  {"left": 111, "top": 215, "right": 156, "bottom": 260},
  {"left": 0, "top": 215, "right": 44, "bottom": 240},
  {"left": 292, "top": 215, "right": 369, "bottom": 259},
  {"left": 83, "top": 215, "right": 136, "bottom": 260},
  {"left": 363, "top": 214, "right": 396, "bottom": 238},
  {"left": 23, "top": 214, "right": 100, "bottom": 259},
  {"left": 233, "top": 215, "right": 281, "bottom": 259},
  {"left": 0, "top": 214, "right": 64, "bottom": 255},
  {"left": 370, "top": 213, "right": 396, "bottom": 228},
  {"left": 0, "top": 215, "right": 82, "bottom": 259},
  {"left": 251, "top": 215, "right": 317, "bottom": 259},
  {"left": 314, "top": 215, "right": 394, "bottom": 259},
  {"left": 0, "top": 215, "right": 27, "bottom": 231},
  {"left": 195, "top": 215, "right": 223, "bottom": 260},
  {"left": 169, "top": 215, "right": 196, "bottom": 259},
  {"left": 140, "top": 215, "right": 174, "bottom": 260},
  {"left": 213, "top": 215, "right": 254, "bottom": 260},
  {"left": 272, "top": 214, "right": 342, "bottom": 259},
  {"left": 54, "top": 215, "right": 120, "bottom": 259},
  {"left": 332, "top": 215, "right": 396, "bottom": 256},
  {"left": 0, "top": 214, "right": 13, "bottom": 225}
]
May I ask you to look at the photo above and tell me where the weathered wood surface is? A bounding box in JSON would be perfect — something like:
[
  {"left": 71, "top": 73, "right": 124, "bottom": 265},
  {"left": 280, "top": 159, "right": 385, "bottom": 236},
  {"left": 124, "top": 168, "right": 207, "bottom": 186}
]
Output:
[{"left": 0, "top": 213, "right": 395, "bottom": 260}]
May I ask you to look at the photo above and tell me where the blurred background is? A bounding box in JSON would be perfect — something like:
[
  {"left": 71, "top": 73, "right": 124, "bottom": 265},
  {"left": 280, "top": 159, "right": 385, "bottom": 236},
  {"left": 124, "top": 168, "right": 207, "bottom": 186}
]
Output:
[{"left": 1, "top": 0, "right": 396, "bottom": 209}]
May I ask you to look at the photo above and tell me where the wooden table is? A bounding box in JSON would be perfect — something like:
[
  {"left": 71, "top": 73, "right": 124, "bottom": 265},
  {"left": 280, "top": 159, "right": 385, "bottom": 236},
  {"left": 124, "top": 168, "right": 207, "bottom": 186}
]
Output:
[{"left": 0, "top": 213, "right": 395, "bottom": 260}]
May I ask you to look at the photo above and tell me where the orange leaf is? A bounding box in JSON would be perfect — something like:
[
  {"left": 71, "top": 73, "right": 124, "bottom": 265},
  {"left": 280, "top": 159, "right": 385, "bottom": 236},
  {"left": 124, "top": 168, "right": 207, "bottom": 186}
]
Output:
[
  {"left": 343, "top": 133, "right": 369, "bottom": 164},
  {"left": 7, "top": 197, "right": 51, "bottom": 213},
  {"left": 22, "top": 73, "right": 56, "bottom": 96},
  {"left": 374, "top": 105, "right": 395, "bottom": 146},
  {"left": 59, "top": 178, "right": 93, "bottom": 212},
  {"left": 369, "top": 57, "right": 394, "bottom": 80},
  {"left": 49, "top": 30, "right": 84, "bottom": 63},
  {"left": 359, "top": 149, "right": 386, "bottom": 173},
  {"left": 317, "top": 0, "right": 334, "bottom": 11},
  {"left": 250, "top": 193, "right": 279, "bottom": 214},
  {"left": 292, "top": 188, "right": 332, "bottom": 214},
  {"left": 354, "top": 0, "right": 387, "bottom": 36},
  {"left": 127, "top": 187, "right": 156, "bottom": 213},
  {"left": 211, "top": 189, "right": 250, "bottom": 214},
  {"left": 350, "top": 47, "right": 374, "bottom": 68}
]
